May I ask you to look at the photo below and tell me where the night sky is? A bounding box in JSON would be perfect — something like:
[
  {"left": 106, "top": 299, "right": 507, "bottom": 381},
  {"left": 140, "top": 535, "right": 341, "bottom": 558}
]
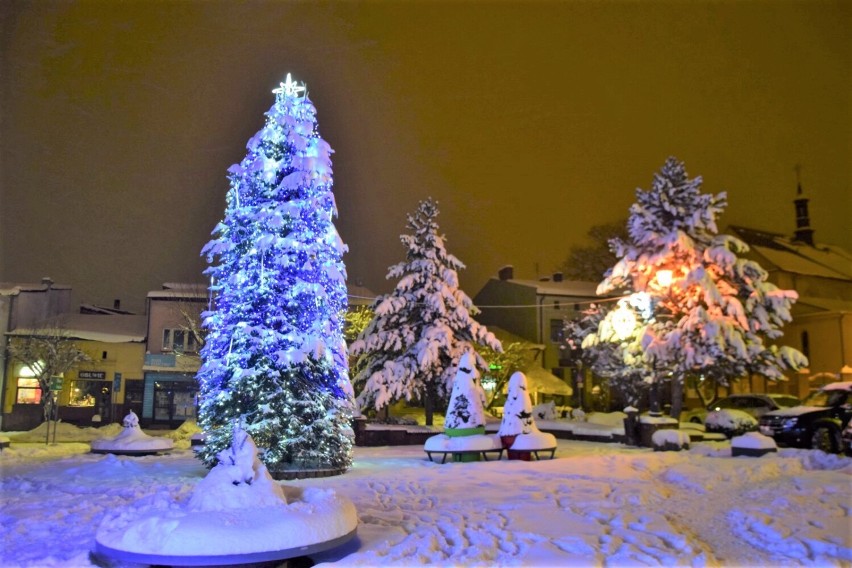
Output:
[{"left": 2, "top": 1, "right": 849, "bottom": 314}]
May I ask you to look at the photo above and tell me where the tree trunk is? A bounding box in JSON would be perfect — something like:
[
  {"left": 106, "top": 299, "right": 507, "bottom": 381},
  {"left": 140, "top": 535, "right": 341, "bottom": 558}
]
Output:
[
  {"left": 649, "top": 380, "right": 662, "bottom": 416},
  {"left": 424, "top": 383, "right": 435, "bottom": 426},
  {"left": 669, "top": 376, "right": 684, "bottom": 421}
]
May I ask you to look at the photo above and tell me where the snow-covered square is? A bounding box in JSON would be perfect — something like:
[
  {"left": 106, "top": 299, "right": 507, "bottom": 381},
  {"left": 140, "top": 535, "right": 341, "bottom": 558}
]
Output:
[{"left": 2, "top": 428, "right": 850, "bottom": 567}]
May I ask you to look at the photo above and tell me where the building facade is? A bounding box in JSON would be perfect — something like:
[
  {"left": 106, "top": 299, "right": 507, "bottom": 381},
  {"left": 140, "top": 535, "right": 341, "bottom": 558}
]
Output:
[
  {"left": 3, "top": 312, "right": 146, "bottom": 431},
  {"left": 473, "top": 266, "right": 601, "bottom": 407}
]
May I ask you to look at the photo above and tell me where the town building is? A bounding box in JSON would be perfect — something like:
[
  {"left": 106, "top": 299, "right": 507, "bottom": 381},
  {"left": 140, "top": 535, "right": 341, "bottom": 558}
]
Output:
[
  {"left": 473, "top": 266, "right": 601, "bottom": 407},
  {"left": 0, "top": 279, "right": 72, "bottom": 430},
  {"left": 728, "top": 182, "right": 852, "bottom": 399},
  {"left": 3, "top": 311, "right": 146, "bottom": 431}
]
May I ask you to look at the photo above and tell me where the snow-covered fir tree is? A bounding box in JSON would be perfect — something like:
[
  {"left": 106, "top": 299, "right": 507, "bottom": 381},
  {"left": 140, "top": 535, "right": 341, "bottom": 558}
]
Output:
[
  {"left": 350, "top": 198, "right": 501, "bottom": 425},
  {"left": 592, "top": 157, "right": 807, "bottom": 418},
  {"left": 197, "top": 74, "right": 354, "bottom": 472}
]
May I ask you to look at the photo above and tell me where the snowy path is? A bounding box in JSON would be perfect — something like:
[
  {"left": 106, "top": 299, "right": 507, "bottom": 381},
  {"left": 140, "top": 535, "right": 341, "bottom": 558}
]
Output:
[{"left": 1, "top": 440, "right": 850, "bottom": 567}]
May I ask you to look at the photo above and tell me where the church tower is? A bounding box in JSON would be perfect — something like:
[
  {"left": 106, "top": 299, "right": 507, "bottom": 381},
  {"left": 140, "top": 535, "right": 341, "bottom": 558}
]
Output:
[{"left": 792, "top": 166, "right": 815, "bottom": 246}]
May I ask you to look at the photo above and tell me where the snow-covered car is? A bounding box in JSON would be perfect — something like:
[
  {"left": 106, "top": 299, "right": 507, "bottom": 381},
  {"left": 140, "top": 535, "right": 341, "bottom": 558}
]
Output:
[
  {"left": 758, "top": 382, "right": 852, "bottom": 454},
  {"left": 682, "top": 393, "right": 801, "bottom": 425}
]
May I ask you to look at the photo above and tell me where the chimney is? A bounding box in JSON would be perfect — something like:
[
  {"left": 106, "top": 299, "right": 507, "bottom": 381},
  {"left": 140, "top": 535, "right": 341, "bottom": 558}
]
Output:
[
  {"left": 498, "top": 265, "right": 514, "bottom": 281},
  {"left": 113, "top": 299, "right": 121, "bottom": 310},
  {"left": 552, "top": 272, "right": 564, "bottom": 282}
]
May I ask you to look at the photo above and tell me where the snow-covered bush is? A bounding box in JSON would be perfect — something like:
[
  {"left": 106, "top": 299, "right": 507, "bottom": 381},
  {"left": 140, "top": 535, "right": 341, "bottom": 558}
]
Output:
[
  {"left": 705, "top": 409, "right": 757, "bottom": 438},
  {"left": 570, "top": 408, "right": 587, "bottom": 422},
  {"left": 533, "top": 401, "right": 557, "bottom": 421},
  {"left": 651, "top": 429, "right": 690, "bottom": 452}
]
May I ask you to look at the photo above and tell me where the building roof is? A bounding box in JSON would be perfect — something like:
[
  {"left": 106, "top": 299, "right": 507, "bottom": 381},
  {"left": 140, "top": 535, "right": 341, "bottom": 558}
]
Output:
[
  {"left": 493, "top": 278, "right": 601, "bottom": 298},
  {"left": 730, "top": 226, "right": 852, "bottom": 281},
  {"left": 7, "top": 314, "right": 147, "bottom": 343},
  {"left": 148, "top": 283, "right": 208, "bottom": 300},
  {"left": 0, "top": 281, "right": 72, "bottom": 296}
]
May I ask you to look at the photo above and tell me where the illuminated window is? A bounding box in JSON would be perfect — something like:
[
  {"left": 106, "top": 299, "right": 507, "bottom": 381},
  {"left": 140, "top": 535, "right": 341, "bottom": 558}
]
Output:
[
  {"left": 69, "top": 380, "right": 108, "bottom": 407},
  {"left": 16, "top": 378, "right": 42, "bottom": 404},
  {"left": 163, "top": 328, "right": 200, "bottom": 353}
]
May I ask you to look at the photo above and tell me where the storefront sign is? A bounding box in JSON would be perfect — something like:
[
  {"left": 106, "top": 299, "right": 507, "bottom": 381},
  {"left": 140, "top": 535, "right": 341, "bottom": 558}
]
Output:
[
  {"left": 114, "top": 373, "right": 122, "bottom": 392},
  {"left": 78, "top": 371, "right": 106, "bottom": 380}
]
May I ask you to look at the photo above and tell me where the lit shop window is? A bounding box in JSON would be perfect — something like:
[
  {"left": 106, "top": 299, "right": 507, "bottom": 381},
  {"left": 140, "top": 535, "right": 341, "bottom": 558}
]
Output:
[{"left": 16, "top": 378, "right": 42, "bottom": 404}]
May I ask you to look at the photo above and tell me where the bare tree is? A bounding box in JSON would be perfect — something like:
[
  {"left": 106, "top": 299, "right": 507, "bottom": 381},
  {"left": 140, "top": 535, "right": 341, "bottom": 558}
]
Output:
[{"left": 7, "top": 328, "right": 91, "bottom": 441}]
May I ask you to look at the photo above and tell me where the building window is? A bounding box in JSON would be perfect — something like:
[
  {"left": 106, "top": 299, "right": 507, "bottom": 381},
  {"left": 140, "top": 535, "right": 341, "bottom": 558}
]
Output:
[
  {"left": 550, "top": 319, "right": 564, "bottom": 343},
  {"left": 801, "top": 331, "right": 810, "bottom": 359},
  {"left": 69, "top": 380, "right": 109, "bottom": 407},
  {"left": 163, "top": 328, "right": 200, "bottom": 353},
  {"left": 16, "top": 378, "right": 42, "bottom": 404}
]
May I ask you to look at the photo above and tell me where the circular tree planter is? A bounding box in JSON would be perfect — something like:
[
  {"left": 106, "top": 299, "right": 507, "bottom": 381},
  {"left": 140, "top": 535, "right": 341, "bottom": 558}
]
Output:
[
  {"left": 93, "top": 427, "right": 357, "bottom": 567},
  {"left": 90, "top": 411, "right": 174, "bottom": 456},
  {"left": 268, "top": 466, "right": 349, "bottom": 480},
  {"left": 93, "top": 490, "right": 357, "bottom": 567}
]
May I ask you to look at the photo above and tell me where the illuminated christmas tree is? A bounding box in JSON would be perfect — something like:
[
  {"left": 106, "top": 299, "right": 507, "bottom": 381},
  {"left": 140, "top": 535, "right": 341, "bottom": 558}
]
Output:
[{"left": 197, "top": 75, "right": 354, "bottom": 473}]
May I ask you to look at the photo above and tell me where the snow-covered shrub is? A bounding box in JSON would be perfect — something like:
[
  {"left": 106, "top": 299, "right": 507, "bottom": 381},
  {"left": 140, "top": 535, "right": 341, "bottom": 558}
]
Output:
[
  {"left": 570, "top": 408, "right": 587, "bottom": 422},
  {"left": 652, "top": 429, "right": 690, "bottom": 452},
  {"left": 731, "top": 432, "right": 777, "bottom": 457},
  {"left": 533, "top": 401, "right": 557, "bottom": 421},
  {"left": 705, "top": 409, "right": 757, "bottom": 438}
]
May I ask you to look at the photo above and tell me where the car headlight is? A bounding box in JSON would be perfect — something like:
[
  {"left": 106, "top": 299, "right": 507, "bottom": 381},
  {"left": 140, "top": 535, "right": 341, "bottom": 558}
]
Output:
[{"left": 782, "top": 417, "right": 798, "bottom": 428}]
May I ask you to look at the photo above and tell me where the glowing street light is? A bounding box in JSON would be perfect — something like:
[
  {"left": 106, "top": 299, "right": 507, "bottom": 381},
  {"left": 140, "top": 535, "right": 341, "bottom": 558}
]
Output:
[
  {"left": 655, "top": 269, "right": 673, "bottom": 289},
  {"left": 611, "top": 301, "right": 637, "bottom": 341}
]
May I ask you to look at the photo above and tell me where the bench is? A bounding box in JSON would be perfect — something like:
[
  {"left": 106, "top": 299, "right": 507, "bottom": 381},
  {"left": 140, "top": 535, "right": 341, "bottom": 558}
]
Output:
[
  {"left": 528, "top": 447, "right": 557, "bottom": 460},
  {"left": 425, "top": 448, "right": 505, "bottom": 464}
]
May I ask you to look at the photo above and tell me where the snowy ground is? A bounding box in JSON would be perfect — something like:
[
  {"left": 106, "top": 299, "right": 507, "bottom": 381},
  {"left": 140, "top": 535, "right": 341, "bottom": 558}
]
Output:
[{"left": 1, "top": 429, "right": 851, "bottom": 567}]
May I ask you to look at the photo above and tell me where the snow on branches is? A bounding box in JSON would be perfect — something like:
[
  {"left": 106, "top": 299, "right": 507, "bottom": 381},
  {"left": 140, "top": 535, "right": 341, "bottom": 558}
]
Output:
[{"left": 350, "top": 198, "right": 501, "bottom": 424}]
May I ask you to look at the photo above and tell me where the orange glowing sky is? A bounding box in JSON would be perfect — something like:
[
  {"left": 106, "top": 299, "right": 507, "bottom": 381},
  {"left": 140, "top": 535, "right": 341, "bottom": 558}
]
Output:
[{"left": 2, "top": 1, "right": 849, "bottom": 312}]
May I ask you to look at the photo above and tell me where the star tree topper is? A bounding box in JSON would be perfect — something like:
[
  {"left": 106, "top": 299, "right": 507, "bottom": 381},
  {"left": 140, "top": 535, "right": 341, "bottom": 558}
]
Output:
[{"left": 273, "top": 73, "right": 306, "bottom": 98}]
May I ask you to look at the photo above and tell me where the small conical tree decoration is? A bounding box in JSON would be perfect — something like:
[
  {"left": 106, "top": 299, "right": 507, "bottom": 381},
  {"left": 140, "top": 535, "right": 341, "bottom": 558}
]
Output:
[
  {"left": 444, "top": 352, "right": 487, "bottom": 432},
  {"left": 497, "top": 371, "right": 538, "bottom": 438},
  {"left": 197, "top": 74, "right": 354, "bottom": 473}
]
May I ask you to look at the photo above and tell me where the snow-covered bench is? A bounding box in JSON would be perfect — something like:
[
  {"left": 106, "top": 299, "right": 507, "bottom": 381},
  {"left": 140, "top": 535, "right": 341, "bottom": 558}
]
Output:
[
  {"left": 425, "top": 447, "right": 505, "bottom": 464},
  {"left": 423, "top": 431, "right": 504, "bottom": 464}
]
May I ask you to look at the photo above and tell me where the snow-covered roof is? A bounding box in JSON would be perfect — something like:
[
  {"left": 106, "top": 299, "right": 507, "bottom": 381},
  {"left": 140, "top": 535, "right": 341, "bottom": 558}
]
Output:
[
  {"left": 0, "top": 281, "right": 72, "bottom": 296},
  {"left": 503, "top": 278, "right": 601, "bottom": 298},
  {"left": 148, "top": 283, "right": 208, "bottom": 300},
  {"left": 730, "top": 226, "right": 852, "bottom": 281},
  {"left": 346, "top": 284, "right": 379, "bottom": 306},
  {"left": 821, "top": 381, "right": 852, "bottom": 392},
  {"left": 525, "top": 366, "right": 573, "bottom": 396},
  {"left": 7, "top": 314, "right": 147, "bottom": 343}
]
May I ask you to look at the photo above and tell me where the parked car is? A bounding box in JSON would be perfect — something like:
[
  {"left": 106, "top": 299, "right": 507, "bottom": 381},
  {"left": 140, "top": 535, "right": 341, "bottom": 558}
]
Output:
[
  {"left": 842, "top": 420, "right": 852, "bottom": 457},
  {"left": 758, "top": 382, "right": 852, "bottom": 454},
  {"left": 683, "top": 393, "right": 802, "bottom": 425}
]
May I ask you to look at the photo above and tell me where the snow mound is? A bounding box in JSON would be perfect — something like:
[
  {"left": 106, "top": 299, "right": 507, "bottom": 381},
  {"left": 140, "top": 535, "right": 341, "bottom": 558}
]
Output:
[
  {"left": 424, "top": 433, "right": 502, "bottom": 452},
  {"left": 651, "top": 429, "right": 690, "bottom": 449},
  {"left": 510, "top": 430, "right": 557, "bottom": 451},
  {"left": 732, "top": 432, "right": 777, "bottom": 450},
  {"left": 91, "top": 412, "right": 174, "bottom": 453}
]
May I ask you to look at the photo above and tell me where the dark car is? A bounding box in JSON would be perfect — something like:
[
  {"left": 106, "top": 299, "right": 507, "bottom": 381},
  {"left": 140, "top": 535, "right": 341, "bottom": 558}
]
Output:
[
  {"left": 758, "top": 382, "right": 852, "bottom": 453},
  {"left": 682, "top": 393, "right": 801, "bottom": 424}
]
